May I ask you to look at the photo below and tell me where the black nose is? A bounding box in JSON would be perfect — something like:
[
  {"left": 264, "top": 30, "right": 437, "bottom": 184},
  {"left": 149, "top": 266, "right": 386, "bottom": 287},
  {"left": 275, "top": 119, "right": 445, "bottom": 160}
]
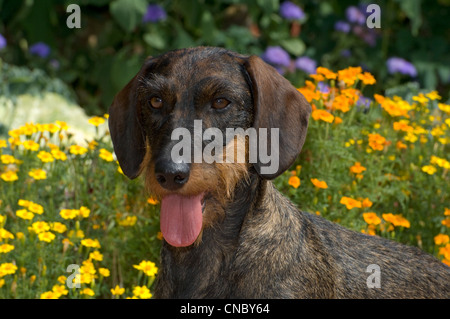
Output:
[{"left": 154, "top": 160, "right": 190, "bottom": 191}]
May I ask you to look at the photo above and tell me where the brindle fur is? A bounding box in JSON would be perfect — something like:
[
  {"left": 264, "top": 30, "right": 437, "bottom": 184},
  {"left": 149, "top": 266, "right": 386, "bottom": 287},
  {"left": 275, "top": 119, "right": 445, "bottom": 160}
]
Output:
[{"left": 108, "top": 47, "right": 450, "bottom": 299}]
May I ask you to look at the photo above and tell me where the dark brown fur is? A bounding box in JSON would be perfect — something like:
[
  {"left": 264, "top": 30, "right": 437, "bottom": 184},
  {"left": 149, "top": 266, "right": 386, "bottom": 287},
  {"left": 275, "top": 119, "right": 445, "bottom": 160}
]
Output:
[{"left": 108, "top": 47, "right": 450, "bottom": 298}]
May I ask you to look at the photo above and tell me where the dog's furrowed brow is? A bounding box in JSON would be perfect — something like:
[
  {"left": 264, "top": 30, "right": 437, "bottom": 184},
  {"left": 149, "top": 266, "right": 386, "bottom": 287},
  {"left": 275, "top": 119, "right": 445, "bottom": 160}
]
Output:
[
  {"left": 195, "top": 76, "right": 247, "bottom": 98},
  {"left": 138, "top": 74, "right": 172, "bottom": 94}
]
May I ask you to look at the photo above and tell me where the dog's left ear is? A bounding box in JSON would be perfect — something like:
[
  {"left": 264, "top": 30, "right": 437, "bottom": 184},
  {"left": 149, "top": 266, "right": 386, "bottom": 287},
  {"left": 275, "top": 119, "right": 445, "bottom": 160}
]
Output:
[
  {"left": 243, "top": 55, "right": 312, "bottom": 179},
  {"left": 108, "top": 68, "right": 147, "bottom": 180}
]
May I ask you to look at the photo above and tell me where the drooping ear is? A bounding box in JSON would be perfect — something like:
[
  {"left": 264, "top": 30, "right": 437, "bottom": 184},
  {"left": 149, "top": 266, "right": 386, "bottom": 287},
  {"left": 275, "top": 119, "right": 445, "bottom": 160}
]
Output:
[
  {"left": 244, "top": 55, "right": 312, "bottom": 179},
  {"left": 108, "top": 66, "right": 147, "bottom": 179}
]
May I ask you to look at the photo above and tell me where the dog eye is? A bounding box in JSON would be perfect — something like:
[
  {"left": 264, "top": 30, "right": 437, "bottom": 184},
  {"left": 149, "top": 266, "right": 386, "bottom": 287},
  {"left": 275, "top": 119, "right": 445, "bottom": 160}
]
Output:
[
  {"left": 150, "top": 96, "right": 163, "bottom": 109},
  {"left": 212, "top": 98, "right": 230, "bottom": 109}
]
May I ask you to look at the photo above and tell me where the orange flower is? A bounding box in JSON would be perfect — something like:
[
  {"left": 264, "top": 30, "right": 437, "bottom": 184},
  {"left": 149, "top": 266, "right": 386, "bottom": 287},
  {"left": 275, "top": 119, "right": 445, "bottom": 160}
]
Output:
[
  {"left": 288, "top": 176, "right": 300, "bottom": 189},
  {"left": 331, "top": 94, "right": 352, "bottom": 113},
  {"left": 396, "top": 141, "right": 407, "bottom": 150},
  {"left": 338, "top": 66, "right": 362, "bottom": 86},
  {"left": 374, "top": 94, "right": 385, "bottom": 104},
  {"left": 297, "top": 88, "right": 320, "bottom": 103},
  {"left": 350, "top": 162, "right": 366, "bottom": 174},
  {"left": 362, "top": 198, "right": 373, "bottom": 208},
  {"left": 340, "top": 196, "right": 362, "bottom": 210},
  {"left": 357, "top": 72, "right": 376, "bottom": 85},
  {"left": 445, "top": 208, "right": 450, "bottom": 216},
  {"left": 434, "top": 234, "right": 450, "bottom": 245},
  {"left": 309, "top": 74, "right": 325, "bottom": 82},
  {"left": 310, "top": 178, "right": 328, "bottom": 189},
  {"left": 382, "top": 213, "right": 410, "bottom": 228},
  {"left": 442, "top": 218, "right": 450, "bottom": 228},
  {"left": 312, "top": 109, "right": 334, "bottom": 123},
  {"left": 316, "top": 67, "right": 337, "bottom": 80},
  {"left": 393, "top": 120, "right": 413, "bottom": 132},
  {"left": 368, "top": 133, "right": 387, "bottom": 151},
  {"left": 363, "top": 212, "right": 381, "bottom": 225}
]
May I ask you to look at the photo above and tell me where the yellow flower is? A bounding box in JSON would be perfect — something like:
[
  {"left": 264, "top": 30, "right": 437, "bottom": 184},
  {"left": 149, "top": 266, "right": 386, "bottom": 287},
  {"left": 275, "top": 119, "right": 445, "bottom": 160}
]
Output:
[
  {"left": 111, "top": 285, "right": 125, "bottom": 296},
  {"left": 22, "top": 140, "right": 40, "bottom": 151},
  {"left": 1, "top": 171, "right": 18, "bottom": 182},
  {"left": 412, "top": 93, "right": 428, "bottom": 104},
  {"left": 0, "top": 244, "right": 15, "bottom": 254},
  {"left": 430, "top": 156, "right": 450, "bottom": 169},
  {"left": 51, "top": 222, "right": 67, "bottom": 233},
  {"left": 434, "top": 234, "right": 450, "bottom": 245},
  {"left": 350, "top": 162, "right": 366, "bottom": 174},
  {"left": 81, "top": 238, "right": 101, "bottom": 249},
  {"left": 340, "top": 196, "right": 362, "bottom": 210},
  {"left": 31, "top": 221, "right": 50, "bottom": 234},
  {"left": 89, "top": 250, "right": 103, "bottom": 261},
  {"left": 312, "top": 109, "right": 334, "bottom": 123},
  {"left": 51, "top": 149, "right": 67, "bottom": 161},
  {"left": 69, "top": 145, "right": 88, "bottom": 155},
  {"left": 99, "top": 268, "right": 110, "bottom": 277},
  {"left": 57, "top": 276, "right": 67, "bottom": 284},
  {"left": 363, "top": 212, "right": 381, "bottom": 225},
  {"left": 28, "top": 169, "right": 47, "bottom": 180},
  {"left": 0, "top": 262, "right": 18, "bottom": 276},
  {"left": 133, "top": 286, "right": 152, "bottom": 299},
  {"left": 1, "top": 154, "right": 17, "bottom": 164},
  {"left": 28, "top": 202, "right": 44, "bottom": 214},
  {"left": 421, "top": 165, "right": 436, "bottom": 175},
  {"left": 288, "top": 176, "right": 301, "bottom": 189},
  {"left": 40, "top": 291, "right": 59, "bottom": 299},
  {"left": 438, "top": 103, "right": 450, "bottom": 114},
  {"left": 0, "top": 228, "right": 14, "bottom": 240},
  {"left": 0, "top": 140, "right": 7, "bottom": 148},
  {"left": 78, "top": 206, "right": 91, "bottom": 218},
  {"left": 99, "top": 148, "right": 114, "bottom": 162},
  {"left": 0, "top": 279, "right": 4, "bottom": 288},
  {"left": 88, "top": 116, "right": 106, "bottom": 126},
  {"left": 52, "top": 284, "right": 68, "bottom": 296},
  {"left": 80, "top": 288, "right": 95, "bottom": 296},
  {"left": 16, "top": 209, "right": 34, "bottom": 220},
  {"left": 118, "top": 215, "right": 137, "bottom": 226},
  {"left": 426, "top": 91, "right": 441, "bottom": 100},
  {"left": 310, "top": 178, "right": 328, "bottom": 189},
  {"left": 133, "top": 260, "right": 158, "bottom": 277},
  {"left": 37, "top": 151, "right": 54, "bottom": 163},
  {"left": 60, "top": 209, "right": 78, "bottom": 220},
  {"left": 38, "top": 231, "right": 56, "bottom": 243}
]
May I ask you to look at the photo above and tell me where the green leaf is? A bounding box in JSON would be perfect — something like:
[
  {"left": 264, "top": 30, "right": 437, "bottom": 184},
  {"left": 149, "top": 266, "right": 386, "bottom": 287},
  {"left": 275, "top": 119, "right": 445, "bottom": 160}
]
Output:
[
  {"left": 280, "top": 38, "right": 306, "bottom": 56},
  {"left": 110, "top": 0, "right": 147, "bottom": 32},
  {"left": 143, "top": 32, "right": 165, "bottom": 50},
  {"left": 395, "top": 0, "right": 422, "bottom": 36}
]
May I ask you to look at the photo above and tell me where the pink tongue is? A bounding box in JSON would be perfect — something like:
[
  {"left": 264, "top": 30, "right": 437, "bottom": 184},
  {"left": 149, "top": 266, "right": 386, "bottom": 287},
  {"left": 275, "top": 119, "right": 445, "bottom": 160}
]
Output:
[{"left": 160, "top": 194, "right": 203, "bottom": 247}]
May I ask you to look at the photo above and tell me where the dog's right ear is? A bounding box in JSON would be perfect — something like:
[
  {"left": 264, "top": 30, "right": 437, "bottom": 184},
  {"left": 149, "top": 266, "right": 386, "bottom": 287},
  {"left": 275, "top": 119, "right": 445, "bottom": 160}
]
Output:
[{"left": 108, "top": 61, "right": 150, "bottom": 179}]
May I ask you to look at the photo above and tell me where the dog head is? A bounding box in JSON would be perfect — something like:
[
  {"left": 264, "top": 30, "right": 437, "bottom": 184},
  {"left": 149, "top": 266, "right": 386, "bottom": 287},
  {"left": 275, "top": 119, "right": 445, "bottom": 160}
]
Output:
[{"left": 108, "top": 47, "right": 311, "bottom": 247}]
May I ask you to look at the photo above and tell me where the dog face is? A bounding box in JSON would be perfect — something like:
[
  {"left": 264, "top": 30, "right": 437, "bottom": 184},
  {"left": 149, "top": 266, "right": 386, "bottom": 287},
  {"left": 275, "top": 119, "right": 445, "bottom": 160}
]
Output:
[{"left": 108, "top": 47, "right": 311, "bottom": 247}]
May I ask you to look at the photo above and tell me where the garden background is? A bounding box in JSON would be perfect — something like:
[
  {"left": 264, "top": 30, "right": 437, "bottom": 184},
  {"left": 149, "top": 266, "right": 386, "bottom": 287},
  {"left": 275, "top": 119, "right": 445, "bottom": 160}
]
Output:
[{"left": 0, "top": 0, "right": 449, "bottom": 299}]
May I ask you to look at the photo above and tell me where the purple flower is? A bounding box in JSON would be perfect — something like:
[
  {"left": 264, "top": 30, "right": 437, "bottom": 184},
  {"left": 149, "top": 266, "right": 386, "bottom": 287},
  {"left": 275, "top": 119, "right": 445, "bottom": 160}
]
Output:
[
  {"left": 143, "top": 4, "right": 167, "bottom": 23},
  {"left": 346, "top": 6, "right": 366, "bottom": 25},
  {"left": 386, "top": 57, "right": 417, "bottom": 77},
  {"left": 0, "top": 34, "right": 6, "bottom": 50},
  {"left": 357, "top": 96, "right": 372, "bottom": 109},
  {"left": 317, "top": 82, "right": 330, "bottom": 93},
  {"left": 280, "top": 1, "right": 305, "bottom": 20},
  {"left": 261, "top": 46, "right": 291, "bottom": 68},
  {"left": 340, "top": 49, "right": 351, "bottom": 58},
  {"left": 29, "top": 42, "right": 51, "bottom": 58},
  {"left": 294, "top": 56, "right": 317, "bottom": 74},
  {"left": 334, "top": 20, "right": 351, "bottom": 33}
]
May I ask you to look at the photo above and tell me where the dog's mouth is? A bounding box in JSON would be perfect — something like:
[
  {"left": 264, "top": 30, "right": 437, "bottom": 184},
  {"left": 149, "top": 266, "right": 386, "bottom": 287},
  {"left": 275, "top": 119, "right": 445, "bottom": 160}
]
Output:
[{"left": 159, "top": 192, "right": 206, "bottom": 248}]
